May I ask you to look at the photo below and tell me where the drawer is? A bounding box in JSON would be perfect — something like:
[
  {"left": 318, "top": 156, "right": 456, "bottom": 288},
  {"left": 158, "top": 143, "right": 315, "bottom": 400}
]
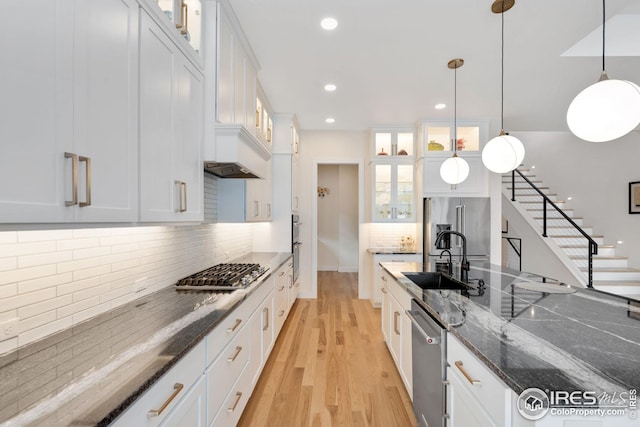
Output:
[
  {"left": 385, "top": 271, "right": 411, "bottom": 309},
  {"left": 206, "top": 303, "right": 251, "bottom": 366},
  {"left": 210, "top": 363, "right": 252, "bottom": 427},
  {"left": 447, "top": 334, "right": 510, "bottom": 426},
  {"left": 206, "top": 324, "right": 251, "bottom": 425},
  {"left": 110, "top": 341, "right": 206, "bottom": 427},
  {"left": 274, "top": 296, "right": 288, "bottom": 336}
]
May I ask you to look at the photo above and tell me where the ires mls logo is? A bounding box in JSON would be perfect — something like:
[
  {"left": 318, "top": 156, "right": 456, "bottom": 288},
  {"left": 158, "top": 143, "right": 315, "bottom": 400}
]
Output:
[
  {"left": 517, "top": 388, "right": 550, "bottom": 420},
  {"left": 517, "top": 387, "right": 638, "bottom": 421}
]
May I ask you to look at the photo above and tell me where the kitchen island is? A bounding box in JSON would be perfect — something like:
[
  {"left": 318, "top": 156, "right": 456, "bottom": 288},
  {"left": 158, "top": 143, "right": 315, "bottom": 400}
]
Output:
[
  {"left": 0, "top": 252, "right": 291, "bottom": 427},
  {"left": 381, "top": 261, "right": 640, "bottom": 426}
]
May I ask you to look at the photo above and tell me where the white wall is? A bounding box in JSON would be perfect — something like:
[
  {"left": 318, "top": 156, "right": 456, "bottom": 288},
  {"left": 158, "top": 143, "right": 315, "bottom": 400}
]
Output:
[
  {"left": 338, "top": 165, "right": 359, "bottom": 272},
  {"left": 512, "top": 130, "right": 640, "bottom": 267},
  {"left": 0, "top": 175, "right": 253, "bottom": 354},
  {"left": 298, "top": 130, "right": 368, "bottom": 298}
]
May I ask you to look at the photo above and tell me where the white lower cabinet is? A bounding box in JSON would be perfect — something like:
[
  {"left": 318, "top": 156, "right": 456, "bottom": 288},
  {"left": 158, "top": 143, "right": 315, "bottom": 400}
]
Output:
[
  {"left": 370, "top": 253, "right": 422, "bottom": 307},
  {"left": 381, "top": 270, "right": 413, "bottom": 399},
  {"left": 159, "top": 376, "right": 206, "bottom": 427},
  {"left": 447, "top": 334, "right": 511, "bottom": 427},
  {"left": 110, "top": 340, "right": 206, "bottom": 427}
]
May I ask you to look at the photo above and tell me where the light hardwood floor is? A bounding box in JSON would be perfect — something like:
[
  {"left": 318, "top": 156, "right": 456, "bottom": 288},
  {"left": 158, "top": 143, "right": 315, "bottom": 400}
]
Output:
[{"left": 238, "top": 271, "right": 417, "bottom": 427}]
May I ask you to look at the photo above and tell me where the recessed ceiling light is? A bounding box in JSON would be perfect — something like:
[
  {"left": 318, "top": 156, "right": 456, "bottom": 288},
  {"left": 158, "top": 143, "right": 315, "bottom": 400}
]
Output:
[
  {"left": 325, "top": 118, "right": 335, "bottom": 124},
  {"left": 435, "top": 103, "right": 446, "bottom": 110},
  {"left": 324, "top": 83, "right": 337, "bottom": 92},
  {"left": 321, "top": 17, "right": 338, "bottom": 31}
]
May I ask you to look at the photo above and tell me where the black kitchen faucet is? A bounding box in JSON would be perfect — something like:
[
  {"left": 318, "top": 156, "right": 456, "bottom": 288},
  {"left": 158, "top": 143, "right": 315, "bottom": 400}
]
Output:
[{"left": 435, "top": 230, "right": 469, "bottom": 283}]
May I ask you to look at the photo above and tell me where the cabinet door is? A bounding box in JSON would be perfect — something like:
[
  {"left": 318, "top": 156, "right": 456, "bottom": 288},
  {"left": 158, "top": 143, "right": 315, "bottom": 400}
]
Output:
[
  {"left": 139, "top": 11, "right": 177, "bottom": 221},
  {"left": 173, "top": 58, "right": 204, "bottom": 221},
  {"left": 159, "top": 375, "right": 206, "bottom": 427},
  {"left": 389, "top": 295, "right": 402, "bottom": 365},
  {"left": 74, "top": 0, "right": 139, "bottom": 222},
  {"left": 373, "top": 162, "right": 415, "bottom": 222},
  {"left": 381, "top": 277, "right": 390, "bottom": 343},
  {"left": 216, "top": 4, "right": 234, "bottom": 124},
  {"left": 447, "top": 366, "right": 498, "bottom": 427},
  {"left": 400, "top": 307, "right": 412, "bottom": 397},
  {"left": 0, "top": 0, "right": 74, "bottom": 222}
]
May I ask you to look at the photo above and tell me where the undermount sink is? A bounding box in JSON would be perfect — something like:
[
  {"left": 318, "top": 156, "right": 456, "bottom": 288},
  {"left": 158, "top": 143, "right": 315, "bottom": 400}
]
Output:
[{"left": 402, "top": 272, "right": 472, "bottom": 291}]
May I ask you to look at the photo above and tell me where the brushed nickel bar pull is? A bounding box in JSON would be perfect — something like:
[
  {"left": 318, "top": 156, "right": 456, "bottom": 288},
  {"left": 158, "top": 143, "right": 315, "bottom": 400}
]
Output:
[
  {"left": 175, "top": 0, "right": 185, "bottom": 30},
  {"left": 393, "top": 311, "right": 400, "bottom": 335},
  {"left": 227, "top": 346, "right": 242, "bottom": 363},
  {"left": 267, "top": 203, "right": 271, "bottom": 217},
  {"left": 65, "top": 152, "right": 78, "bottom": 207},
  {"left": 175, "top": 181, "right": 187, "bottom": 212},
  {"left": 227, "top": 318, "right": 242, "bottom": 333},
  {"left": 79, "top": 156, "right": 91, "bottom": 207},
  {"left": 227, "top": 392, "right": 242, "bottom": 413},
  {"left": 253, "top": 200, "right": 259, "bottom": 217},
  {"left": 148, "top": 383, "right": 183, "bottom": 417},
  {"left": 182, "top": 181, "right": 187, "bottom": 212},
  {"left": 455, "top": 361, "right": 480, "bottom": 385},
  {"left": 180, "top": 3, "right": 188, "bottom": 35},
  {"left": 380, "top": 287, "right": 387, "bottom": 293},
  {"left": 278, "top": 285, "right": 285, "bottom": 291},
  {"left": 263, "top": 307, "right": 269, "bottom": 331},
  {"left": 278, "top": 309, "right": 285, "bottom": 317},
  {"left": 443, "top": 380, "right": 450, "bottom": 420}
]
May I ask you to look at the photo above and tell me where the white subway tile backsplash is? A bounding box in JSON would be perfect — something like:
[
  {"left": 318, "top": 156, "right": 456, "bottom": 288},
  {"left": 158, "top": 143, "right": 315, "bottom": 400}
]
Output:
[
  {"left": 369, "top": 223, "right": 417, "bottom": 249},
  {"left": 0, "top": 177, "right": 254, "bottom": 353}
]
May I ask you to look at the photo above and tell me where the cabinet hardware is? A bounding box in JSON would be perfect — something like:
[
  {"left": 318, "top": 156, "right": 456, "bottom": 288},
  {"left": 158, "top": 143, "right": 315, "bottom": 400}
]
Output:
[
  {"left": 79, "top": 156, "right": 91, "bottom": 207},
  {"left": 393, "top": 311, "right": 400, "bottom": 335},
  {"left": 295, "top": 282, "right": 300, "bottom": 287},
  {"left": 253, "top": 200, "right": 259, "bottom": 217},
  {"left": 279, "top": 271, "right": 285, "bottom": 277},
  {"left": 278, "top": 285, "right": 285, "bottom": 291},
  {"left": 148, "top": 383, "right": 183, "bottom": 417},
  {"left": 455, "top": 361, "right": 480, "bottom": 385},
  {"left": 267, "top": 203, "right": 271, "bottom": 217},
  {"left": 443, "top": 380, "right": 450, "bottom": 421},
  {"left": 263, "top": 307, "right": 269, "bottom": 331},
  {"left": 278, "top": 309, "right": 285, "bottom": 317},
  {"left": 381, "top": 287, "right": 387, "bottom": 293},
  {"left": 227, "top": 346, "right": 243, "bottom": 363},
  {"left": 65, "top": 152, "right": 78, "bottom": 206},
  {"left": 175, "top": 1, "right": 188, "bottom": 35},
  {"left": 381, "top": 276, "right": 387, "bottom": 282},
  {"left": 227, "top": 318, "right": 242, "bottom": 333},
  {"left": 227, "top": 392, "right": 242, "bottom": 413},
  {"left": 175, "top": 180, "right": 187, "bottom": 212}
]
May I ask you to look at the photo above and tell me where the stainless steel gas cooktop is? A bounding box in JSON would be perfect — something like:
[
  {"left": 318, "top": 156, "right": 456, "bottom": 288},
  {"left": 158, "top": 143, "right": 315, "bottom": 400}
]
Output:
[{"left": 175, "top": 263, "right": 269, "bottom": 291}]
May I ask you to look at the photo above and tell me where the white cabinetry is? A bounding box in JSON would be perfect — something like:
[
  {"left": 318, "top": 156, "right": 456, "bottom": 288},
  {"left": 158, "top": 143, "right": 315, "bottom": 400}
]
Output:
[
  {"left": 110, "top": 341, "right": 206, "bottom": 427},
  {"left": 381, "top": 270, "right": 413, "bottom": 398},
  {"left": 216, "top": 166, "right": 272, "bottom": 222},
  {"left": 419, "top": 120, "right": 489, "bottom": 196},
  {"left": 370, "top": 254, "right": 422, "bottom": 307},
  {"left": 274, "top": 261, "right": 293, "bottom": 335},
  {"left": 1, "top": 0, "right": 139, "bottom": 223},
  {"left": 447, "top": 333, "right": 512, "bottom": 427},
  {"left": 139, "top": 10, "right": 203, "bottom": 222}
]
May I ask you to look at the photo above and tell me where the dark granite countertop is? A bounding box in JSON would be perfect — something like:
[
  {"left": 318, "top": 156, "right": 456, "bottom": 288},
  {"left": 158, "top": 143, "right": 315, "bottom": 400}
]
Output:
[
  {"left": 380, "top": 261, "right": 640, "bottom": 396},
  {"left": 0, "top": 252, "right": 291, "bottom": 427}
]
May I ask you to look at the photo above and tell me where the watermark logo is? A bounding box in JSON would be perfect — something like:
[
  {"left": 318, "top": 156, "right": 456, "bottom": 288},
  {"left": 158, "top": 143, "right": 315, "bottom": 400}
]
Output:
[
  {"left": 517, "top": 388, "right": 638, "bottom": 420},
  {"left": 517, "top": 388, "right": 550, "bottom": 420}
]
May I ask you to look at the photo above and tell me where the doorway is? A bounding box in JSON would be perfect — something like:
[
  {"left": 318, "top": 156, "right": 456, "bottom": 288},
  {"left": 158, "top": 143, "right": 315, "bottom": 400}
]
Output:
[{"left": 317, "top": 164, "right": 359, "bottom": 273}]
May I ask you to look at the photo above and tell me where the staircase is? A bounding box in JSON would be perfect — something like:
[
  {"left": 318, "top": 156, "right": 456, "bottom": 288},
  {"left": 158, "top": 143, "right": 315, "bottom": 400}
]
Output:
[{"left": 502, "top": 168, "right": 640, "bottom": 297}]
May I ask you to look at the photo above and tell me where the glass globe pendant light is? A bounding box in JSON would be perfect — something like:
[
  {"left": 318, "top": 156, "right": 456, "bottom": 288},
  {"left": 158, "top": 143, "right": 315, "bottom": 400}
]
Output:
[
  {"left": 481, "top": 0, "right": 525, "bottom": 174},
  {"left": 566, "top": 0, "right": 640, "bottom": 142},
  {"left": 440, "top": 58, "right": 470, "bottom": 187}
]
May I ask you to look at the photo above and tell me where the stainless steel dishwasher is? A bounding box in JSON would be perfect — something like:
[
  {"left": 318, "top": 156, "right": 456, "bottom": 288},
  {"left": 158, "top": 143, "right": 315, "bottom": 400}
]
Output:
[{"left": 406, "top": 299, "right": 448, "bottom": 427}]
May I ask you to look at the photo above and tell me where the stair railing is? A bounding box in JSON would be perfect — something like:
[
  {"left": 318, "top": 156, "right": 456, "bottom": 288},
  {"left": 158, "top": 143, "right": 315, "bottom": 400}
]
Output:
[
  {"left": 502, "top": 236, "right": 522, "bottom": 271},
  {"left": 510, "top": 169, "right": 598, "bottom": 288}
]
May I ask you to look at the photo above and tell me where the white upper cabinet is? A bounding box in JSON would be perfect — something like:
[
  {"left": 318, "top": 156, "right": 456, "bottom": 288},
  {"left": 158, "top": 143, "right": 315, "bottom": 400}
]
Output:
[
  {"left": 152, "top": 0, "right": 203, "bottom": 61},
  {"left": 0, "top": 0, "right": 139, "bottom": 223},
  {"left": 371, "top": 129, "right": 416, "bottom": 223},
  {"left": 419, "top": 120, "right": 489, "bottom": 197},
  {"left": 139, "top": 10, "right": 203, "bottom": 222}
]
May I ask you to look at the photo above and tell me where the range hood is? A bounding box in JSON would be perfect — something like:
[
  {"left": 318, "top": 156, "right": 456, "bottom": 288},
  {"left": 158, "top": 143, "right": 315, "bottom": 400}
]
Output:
[{"left": 204, "top": 124, "right": 271, "bottom": 179}]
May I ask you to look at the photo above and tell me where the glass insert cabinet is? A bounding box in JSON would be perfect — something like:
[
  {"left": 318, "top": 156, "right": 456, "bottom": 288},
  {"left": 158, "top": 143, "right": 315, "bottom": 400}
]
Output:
[
  {"left": 371, "top": 129, "right": 416, "bottom": 222},
  {"left": 155, "top": 0, "right": 202, "bottom": 53}
]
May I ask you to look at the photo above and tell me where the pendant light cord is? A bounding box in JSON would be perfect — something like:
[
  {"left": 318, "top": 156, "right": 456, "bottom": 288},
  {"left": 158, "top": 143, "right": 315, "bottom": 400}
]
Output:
[
  {"left": 454, "top": 65, "right": 457, "bottom": 154},
  {"left": 500, "top": 1, "right": 505, "bottom": 131},
  {"left": 602, "top": 0, "right": 606, "bottom": 72}
]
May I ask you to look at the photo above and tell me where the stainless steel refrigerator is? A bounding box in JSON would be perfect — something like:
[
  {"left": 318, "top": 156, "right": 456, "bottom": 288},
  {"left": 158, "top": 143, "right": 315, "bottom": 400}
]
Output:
[{"left": 422, "top": 197, "right": 490, "bottom": 265}]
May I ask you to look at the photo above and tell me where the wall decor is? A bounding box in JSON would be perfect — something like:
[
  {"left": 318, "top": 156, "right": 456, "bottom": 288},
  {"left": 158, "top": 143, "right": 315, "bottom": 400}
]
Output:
[
  {"left": 318, "top": 187, "right": 330, "bottom": 198},
  {"left": 630, "top": 181, "right": 640, "bottom": 214}
]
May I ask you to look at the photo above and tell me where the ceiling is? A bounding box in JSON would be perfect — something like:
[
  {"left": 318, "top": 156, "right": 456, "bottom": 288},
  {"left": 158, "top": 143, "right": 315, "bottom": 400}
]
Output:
[{"left": 229, "top": 0, "right": 640, "bottom": 132}]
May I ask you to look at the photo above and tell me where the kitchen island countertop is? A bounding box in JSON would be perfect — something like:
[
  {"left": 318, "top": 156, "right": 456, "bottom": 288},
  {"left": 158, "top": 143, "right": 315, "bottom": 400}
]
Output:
[
  {"left": 380, "top": 261, "right": 640, "bottom": 397},
  {"left": 0, "top": 252, "right": 291, "bottom": 427}
]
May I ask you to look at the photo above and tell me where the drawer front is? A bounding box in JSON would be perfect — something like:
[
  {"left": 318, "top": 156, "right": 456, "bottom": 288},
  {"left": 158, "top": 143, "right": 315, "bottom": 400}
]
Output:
[
  {"left": 385, "top": 271, "right": 411, "bottom": 309},
  {"left": 210, "top": 363, "right": 253, "bottom": 427},
  {"left": 206, "top": 301, "right": 251, "bottom": 366},
  {"left": 447, "top": 334, "right": 510, "bottom": 426},
  {"left": 111, "top": 341, "right": 206, "bottom": 427},
  {"left": 206, "top": 324, "right": 251, "bottom": 425}
]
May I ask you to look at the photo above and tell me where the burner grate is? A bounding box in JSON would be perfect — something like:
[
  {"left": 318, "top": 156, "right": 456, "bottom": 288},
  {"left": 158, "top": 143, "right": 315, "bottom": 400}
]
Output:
[{"left": 175, "top": 263, "right": 264, "bottom": 291}]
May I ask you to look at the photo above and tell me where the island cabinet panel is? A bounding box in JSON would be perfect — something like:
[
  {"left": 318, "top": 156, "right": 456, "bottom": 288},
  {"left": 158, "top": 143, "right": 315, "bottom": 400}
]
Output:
[
  {"left": 158, "top": 376, "right": 206, "bottom": 427},
  {"left": 1, "top": 0, "right": 139, "bottom": 223},
  {"left": 447, "top": 333, "right": 512, "bottom": 427},
  {"left": 110, "top": 340, "right": 206, "bottom": 427},
  {"left": 381, "top": 270, "right": 413, "bottom": 399}
]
